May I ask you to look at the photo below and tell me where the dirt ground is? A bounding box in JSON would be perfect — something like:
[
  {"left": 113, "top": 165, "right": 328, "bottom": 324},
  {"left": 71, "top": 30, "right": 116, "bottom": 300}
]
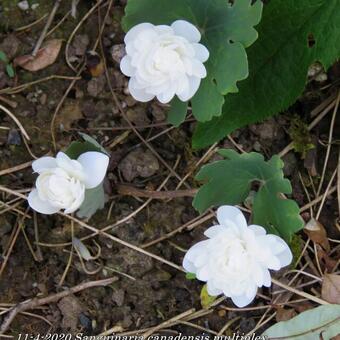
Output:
[{"left": 0, "top": 0, "right": 339, "bottom": 337}]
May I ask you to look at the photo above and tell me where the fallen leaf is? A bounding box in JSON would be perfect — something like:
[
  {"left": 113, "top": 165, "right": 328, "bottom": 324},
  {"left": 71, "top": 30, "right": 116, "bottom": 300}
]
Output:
[
  {"left": 304, "top": 218, "right": 330, "bottom": 252},
  {"left": 275, "top": 306, "right": 297, "bottom": 322},
  {"left": 200, "top": 284, "right": 216, "bottom": 309},
  {"left": 293, "top": 301, "right": 314, "bottom": 313},
  {"left": 317, "top": 247, "right": 338, "bottom": 272},
  {"left": 56, "top": 100, "right": 82, "bottom": 130},
  {"left": 118, "top": 149, "right": 159, "bottom": 182},
  {"left": 322, "top": 274, "right": 340, "bottom": 304},
  {"left": 14, "top": 39, "right": 62, "bottom": 72}
]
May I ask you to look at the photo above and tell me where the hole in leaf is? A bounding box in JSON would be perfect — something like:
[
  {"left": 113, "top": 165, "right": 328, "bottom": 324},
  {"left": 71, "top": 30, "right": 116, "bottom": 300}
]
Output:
[
  {"left": 308, "top": 33, "right": 316, "bottom": 48},
  {"left": 250, "top": 180, "right": 262, "bottom": 191}
]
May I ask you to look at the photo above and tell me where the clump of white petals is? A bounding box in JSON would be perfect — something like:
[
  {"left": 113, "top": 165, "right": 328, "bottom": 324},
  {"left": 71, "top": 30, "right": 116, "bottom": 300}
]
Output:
[
  {"left": 120, "top": 20, "right": 209, "bottom": 104},
  {"left": 183, "top": 206, "right": 292, "bottom": 307},
  {"left": 28, "top": 151, "right": 109, "bottom": 215}
]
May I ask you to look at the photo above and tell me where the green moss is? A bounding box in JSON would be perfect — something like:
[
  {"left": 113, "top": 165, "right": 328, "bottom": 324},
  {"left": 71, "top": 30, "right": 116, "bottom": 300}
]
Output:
[
  {"left": 290, "top": 234, "right": 303, "bottom": 269},
  {"left": 288, "top": 115, "right": 315, "bottom": 158}
]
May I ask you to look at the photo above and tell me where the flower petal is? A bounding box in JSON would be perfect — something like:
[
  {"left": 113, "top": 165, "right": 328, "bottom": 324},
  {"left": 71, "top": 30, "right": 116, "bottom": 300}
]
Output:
[
  {"left": 120, "top": 56, "right": 134, "bottom": 77},
  {"left": 217, "top": 206, "right": 248, "bottom": 230},
  {"left": 263, "top": 269, "right": 272, "bottom": 287},
  {"left": 32, "top": 157, "right": 57, "bottom": 174},
  {"left": 191, "top": 59, "right": 207, "bottom": 78},
  {"left": 193, "top": 43, "right": 209, "bottom": 62},
  {"left": 171, "top": 20, "right": 201, "bottom": 43},
  {"left": 177, "top": 76, "right": 200, "bottom": 102},
  {"left": 183, "top": 257, "right": 196, "bottom": 273},
  {"left": 204, "top": 225, "right": 225, "bottom": 238},
  {"left": 156, "top": 84, "right": 176, "bottom": 103},
  {"left": 231, "top": 293, "right": 255, "bottom": 308},
  {"left": 248, "top": 224, "right": 267, "bottom": 236},
  {"left": 77, "top": 151, "right": 109, "bottom": 189},
  {"left": 207, "top": 281, "right": 223, "bottom": 296},
  {"left": 128, "top": 79, "right": 155, "bottom": 102},
  {"left": 274, "top": 236, "right": 293, "bottom": 267},
  {"left": 125, "top": 23, "right": 155, "bottom": 43},
  {"left": 28, "top": 189, "right": 60, "bottom": 214},
  {"left": 185, "top": 240, "right": 208, "bottom": 262},
  {"left": 196, "top": 265, "right": 210, "bottom": 281}
]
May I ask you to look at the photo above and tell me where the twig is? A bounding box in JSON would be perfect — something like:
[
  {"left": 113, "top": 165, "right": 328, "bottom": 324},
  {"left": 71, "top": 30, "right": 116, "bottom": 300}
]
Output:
[
  {"left": 278, "top": 96, "right": 336, "bottom": 157},
  {"left": 0, "top": 185, "right": 185, "bottom": 272},
  {"left": 337, "top": 151, "right": 340, "bottom": 215},
  {"left": 0, "top": 96, "right": 17, "bottom": 108},
  {"left": 316, "top": 91, "right": 339, "bottom": 196},
  {"left": 32, "top": 0, "right": 62, "bottom": 56},
  {"left": 0, "top": 277, "right": 117, "bottom": 334},
  {"left": 0, "top": 104, "right": 30, "bottom": 140},
  {"left": 0, "top": 161, "right": 32, "bottom": 177},
  {"left": 116, "top": 184, "right": 197, "bottom": 199},
  {"left": 271, "top": 278, "right": 328, "bottom": 305},
  {"left": 142, "top": 309, "right": 195, "bottom": 338}
]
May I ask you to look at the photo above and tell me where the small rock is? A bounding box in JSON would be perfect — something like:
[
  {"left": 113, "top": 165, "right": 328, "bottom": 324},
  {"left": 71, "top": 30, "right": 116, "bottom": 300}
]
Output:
[
  {"left": 0, "top": 216, "right": 12, "bottom": 237},
  {"left": 126, "top": 107, "right": 150, "bottom": 126},
  {"left": 118, "top": 149, "right": 159, "bottom": 182},
  {"left": 112, "top": 289, "right": 125, "bottom": 306},
  {"left": 282, "top": 153, "right": 297, "bottom": 176},
  {"left": 7, "top": 129, "right": 21, "bottom": 145},
  {"left": 58, "top": 296, "right": 83, "bottom": 332},
  {"left": 79, "top": 313, "right": 92, "bottom": 330},
  {"left": 111, "top": 44, "right": 125, "bottom": 64},
  {"left": 0, "top": 35, "right": 20, "bottom": 59},
  {"left": 17, "top": 1, "right": 29, "bottom": 11},
  {"left": 87, "top": 74, "right": 106, "bottom": 97},
  {"left": 70, "top": 34, "right": 90, "bottom": 58},
  {"left": 150, "top": 103, "right": 166, "bottom": 122}
]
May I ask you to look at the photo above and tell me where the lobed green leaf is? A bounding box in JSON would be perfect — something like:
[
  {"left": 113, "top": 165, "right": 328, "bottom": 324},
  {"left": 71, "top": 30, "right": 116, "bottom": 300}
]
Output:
[
  {"left": 193, "top": 0, "right": 340, "bottom": 148},
  {"left": 123, "top": 0, "right": 262, "bottom": 124},
  {"left": 193, "top": 150, "right": 303, "bottom": 242}
]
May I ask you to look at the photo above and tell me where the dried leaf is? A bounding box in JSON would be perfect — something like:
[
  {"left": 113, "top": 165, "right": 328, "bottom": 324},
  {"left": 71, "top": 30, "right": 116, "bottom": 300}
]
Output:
[
  {"left": 200, "top": 284, "right": 216, "bottom": 309},
  {"left": 276, "top": 307, "right": 297, "bottom": 322},
  {"left": 304, "top": 218, "right": 330, "bottom": 252},
  {"left": 56, "top": 100, "right": 82, "bottom": 130},
  {"left": 14, "top": 39, "right": 62, "bottom": 72},
  {"left": 72, "top": 237, "right": 93, "bottom": 261},
  {"left": 322, "top": 274, "right": 340, "bottom": 304}
]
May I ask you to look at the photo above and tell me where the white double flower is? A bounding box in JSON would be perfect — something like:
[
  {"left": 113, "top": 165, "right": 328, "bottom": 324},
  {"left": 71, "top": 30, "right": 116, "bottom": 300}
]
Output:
[
  {"left": 28, "top": 151, "right": 109, "bottom": 215},
  {"left": 120, "top": 20, "right": 209, "bottom": 104},
  {"left": 183, "top": 206, "right": 292, "bottom": 307}
]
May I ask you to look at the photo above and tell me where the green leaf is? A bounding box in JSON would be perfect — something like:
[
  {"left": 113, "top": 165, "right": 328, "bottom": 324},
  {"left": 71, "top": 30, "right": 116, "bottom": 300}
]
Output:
[
  {"left": 123, "top": 0, "right": 262, "bottom": 122},
  {"left": 65, "top": 134, "right": 108, "bottom": 160},
  {"left": 263, "top": 305, "right": 340, "bottom": 339},
  {"left": 0, "top": 51, "right": 7, "bottom": 62},
  {"left": 78, "top": 132, "right": 109, "bottom": 156},
  {"left": 200, "top": 284, "right": 216, "bottom": 309},
  {"left": 185, "top": 272, "right": 196, "bottom": 280},
  {"left": 193, "top": 150, "right": 303, "bottom": 241},
  {"left": 77, "top": 184, "right": 106, "bottom": 219},
  {"left": 193, "top": 0, "right": 340, "bottom": 148},
  {"left": 64, "top": 134, "right": 108, "bottom": 219},
  {"left": 65, "top": 141, "right": 102, "bottom": 160},
  {"left": 167, "top": 97, "right": 188, "bottom": 127},
  {"left": 6, "top": 64, "right": 15, "bottom": 78}
]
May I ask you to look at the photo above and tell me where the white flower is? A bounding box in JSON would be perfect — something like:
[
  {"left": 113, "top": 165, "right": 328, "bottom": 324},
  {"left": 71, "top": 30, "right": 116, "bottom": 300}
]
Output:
[
  {"left": 120, "top": 20, "right": 209, "bottom": 104},
  {"left": 28, "top": 151, "right": 109, "bottom": 215},
  {"left": 183, "top": 206, "right": 292, "bottom": 307}
]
